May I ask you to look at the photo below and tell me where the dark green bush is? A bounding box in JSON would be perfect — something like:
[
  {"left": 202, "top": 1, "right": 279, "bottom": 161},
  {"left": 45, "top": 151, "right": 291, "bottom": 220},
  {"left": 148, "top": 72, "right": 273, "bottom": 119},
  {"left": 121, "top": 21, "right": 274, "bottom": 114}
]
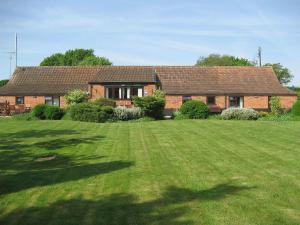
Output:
[
  {"left": 291, "top": 100, "right": 300, "bottom": 116},
  {"left": 94, "top": 98, "right": 116, "bottom": 107},
  {"left": 179, "top": 100, "right": 209, "bottom": 119},
  {"left": 32, "top": 104, "right": 49, "bottom": 119},
  {"left": 69, "top": 102, "right": 113, "bottom": 123},
  {"left": 44, "top": 106, "right": 65, "bottom": 120},
  {"left": 132, "top": 96, "right": 165, "bottom": 119}
]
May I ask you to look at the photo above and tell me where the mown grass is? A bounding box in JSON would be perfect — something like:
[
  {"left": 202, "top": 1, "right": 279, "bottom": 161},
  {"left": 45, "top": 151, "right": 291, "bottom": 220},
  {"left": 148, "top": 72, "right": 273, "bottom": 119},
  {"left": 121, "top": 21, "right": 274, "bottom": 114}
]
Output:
[{"left": 0, "top": 119, "right": 300, "bottom": 225}]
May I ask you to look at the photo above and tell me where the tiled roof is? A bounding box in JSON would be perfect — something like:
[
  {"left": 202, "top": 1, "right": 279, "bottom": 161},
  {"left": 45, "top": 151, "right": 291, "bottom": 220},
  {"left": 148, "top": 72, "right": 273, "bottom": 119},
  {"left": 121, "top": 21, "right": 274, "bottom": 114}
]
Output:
[
  {"left": 156, "top": 66, "right": 295, "bottom": 96},
  {"left": 0, "top": 66, "right": 295, "bottom": 96}
]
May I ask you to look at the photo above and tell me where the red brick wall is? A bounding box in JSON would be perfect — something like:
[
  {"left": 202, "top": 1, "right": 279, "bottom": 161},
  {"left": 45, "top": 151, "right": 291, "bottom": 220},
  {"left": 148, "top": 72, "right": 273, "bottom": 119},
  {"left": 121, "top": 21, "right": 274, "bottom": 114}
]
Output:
[
  {"left": 60, "top": 96, "right": 66, "bottom": 108},
  {"left": 216, "top": 96, "right": 226, "bottom": 108},
  {"left": 244, "top": 96, "right": 269, "bottom": 109},
  {"left": 165, "top": 95, "right": 182, "bottom": 109},
  {"left": 191, "top": 96, "right": 206, "bottom": 102},
  {"left": 279, "top": 96, "right": 297, "bottom": 108},
  {"left": 144, "top": 84, "right": 156, "bottom": 96},
  {"left": 24, "top": 96, "right": 45, "bottom": 107},
  {"left": 0, "top": 96, "right": 15, "bottom": 105},
  {"left": 90, "top": 85, "right": 105, "bottom": 100}
]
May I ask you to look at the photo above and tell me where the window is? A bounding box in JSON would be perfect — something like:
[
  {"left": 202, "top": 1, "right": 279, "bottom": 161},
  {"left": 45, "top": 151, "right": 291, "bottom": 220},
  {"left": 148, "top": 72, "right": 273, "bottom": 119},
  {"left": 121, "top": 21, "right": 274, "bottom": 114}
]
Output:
[
  {"left": 207, "top": 96, "right": 216, "bottom": 105},
  {"left": 229, "top": 96, "right": 243, "bottom": 108},
  {"left": 105, "top": 86, "right": 143, "bottom": 99},
  {"left": 182, "top": 96, "right": 191, "bottom": 103},
  {"left": 16, "top": 96, "right": 24, "bottom": 105},
  {"left": 45, "top": 96, "right": 60, "bottom": 106}
]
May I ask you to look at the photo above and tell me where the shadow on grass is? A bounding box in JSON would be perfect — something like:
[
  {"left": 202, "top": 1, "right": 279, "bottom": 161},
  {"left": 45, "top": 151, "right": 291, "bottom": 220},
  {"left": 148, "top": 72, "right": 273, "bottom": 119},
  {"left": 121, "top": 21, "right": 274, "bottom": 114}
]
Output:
[
  {"left": 0, "top": 128, "right": 105, "bottom": 171},
  {"left": 0, "top": 183, "right": 255, "bottom": 225},
  {"left": 0, "top": 160, "right": 134, "bottom": 195}
]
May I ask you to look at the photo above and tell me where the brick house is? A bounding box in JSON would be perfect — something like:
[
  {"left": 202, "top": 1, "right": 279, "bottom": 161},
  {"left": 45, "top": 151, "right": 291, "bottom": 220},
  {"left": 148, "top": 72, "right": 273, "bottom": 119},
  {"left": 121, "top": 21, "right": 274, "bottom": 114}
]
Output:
[{"left": 0, "top": 66, "right": 297, "bottom": 114}]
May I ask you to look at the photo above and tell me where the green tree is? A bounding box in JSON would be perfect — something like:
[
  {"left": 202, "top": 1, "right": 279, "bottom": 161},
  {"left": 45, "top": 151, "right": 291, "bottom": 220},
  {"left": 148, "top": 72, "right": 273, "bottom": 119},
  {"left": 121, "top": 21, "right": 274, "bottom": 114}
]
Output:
[
  {"left": 40, "top": 49, "right": 112, "bottom": 66},
  {"left": 196, "top": 54, "right": 255, "bottom": 66},
  {"left": 0, "top": 79, "right": 9, "bottom": 87},
  {"left": 65, "top": 89, "right": 89, "bottom": 105},
  {"left": 63, "top": 49, "right": 94, "bottom": 66},
  {"left": 79, "top": 56, "right": 112, "bottom": 66},
  {"left": 264, "top": 63, "right": 293, "bottom": 85},
  {"left": 40, "top": 53, "right": 64, "bottom": 66}
]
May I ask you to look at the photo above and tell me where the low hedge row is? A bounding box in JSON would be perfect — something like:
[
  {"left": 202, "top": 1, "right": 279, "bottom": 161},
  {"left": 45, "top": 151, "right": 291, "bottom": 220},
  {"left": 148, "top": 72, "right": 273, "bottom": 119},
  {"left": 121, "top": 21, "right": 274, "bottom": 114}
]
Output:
[
  {"left": 32, "top": 104, "right": 64, "bottom": 120},
  {"left": 69, "top": 103, "right": 114, "bottom": 123}
]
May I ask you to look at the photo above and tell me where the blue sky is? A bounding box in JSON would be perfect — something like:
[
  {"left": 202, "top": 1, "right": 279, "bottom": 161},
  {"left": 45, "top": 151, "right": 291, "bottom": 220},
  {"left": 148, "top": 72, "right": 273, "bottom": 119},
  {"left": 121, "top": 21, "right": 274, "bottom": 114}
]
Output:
[{"left": 0, "top": 0, "right": 299, "bottom": 85}]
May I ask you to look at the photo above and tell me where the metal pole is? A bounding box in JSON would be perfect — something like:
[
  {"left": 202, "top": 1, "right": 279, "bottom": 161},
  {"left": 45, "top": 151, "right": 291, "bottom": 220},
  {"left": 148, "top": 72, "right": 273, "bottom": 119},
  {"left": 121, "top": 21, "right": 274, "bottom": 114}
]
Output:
[
  {"left": 15, "top": 32, "right": 18, "bottom": 68},
  {"left": 258, "top": 47, "right": 262, "bottom": 67}
]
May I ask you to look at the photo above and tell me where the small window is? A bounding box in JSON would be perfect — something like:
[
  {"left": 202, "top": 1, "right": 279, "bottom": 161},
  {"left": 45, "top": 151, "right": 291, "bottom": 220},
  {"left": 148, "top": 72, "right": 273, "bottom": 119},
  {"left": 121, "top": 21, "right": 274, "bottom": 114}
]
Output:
[
  {"left": 45, "top": 96, "right": 60, "bottom": 106},
  {"left": 229, "top": 96, "right": 243, "bottom": 108},
  {"left": 16, "top": 96, "right": 24, "bottom": 105},
  {"left": 182, "top": 96, "right": 191, "bottom": 103},
  {"left": 207, "top": 96, "right": 216, "bottom": 105}
]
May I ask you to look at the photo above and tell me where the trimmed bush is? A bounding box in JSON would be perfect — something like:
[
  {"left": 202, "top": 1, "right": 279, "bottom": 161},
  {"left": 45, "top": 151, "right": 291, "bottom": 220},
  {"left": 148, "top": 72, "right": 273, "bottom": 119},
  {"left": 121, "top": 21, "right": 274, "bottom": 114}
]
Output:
[
  {"left": 32, "top": 104, "right": 48, "bottom": 119},
  {"left": 113, "top": 106, "right": 142, "bottom": 121},
  {"left": 65, "top": 89, "right": 88, "bottom": 105},
  {"left": 44, "top": 106, "right": 65, "bottom": 120},
  {"left": 69, "top": 102, "right": 113, "bottom": 123},
  {"left": 179, "top": 100, "right": 209, "bottom": 119},
  {"left": 133, "top": 96, "right": 165, "bottom": 119},
  {"left": 94, "top": 98, "right": 116, "bottom": 107},
  {"left": 221, "top": 108, "right": 259, "bottom": 120},
  {"left": 291, "top": 100, "right": 300, "bottom": 116}
]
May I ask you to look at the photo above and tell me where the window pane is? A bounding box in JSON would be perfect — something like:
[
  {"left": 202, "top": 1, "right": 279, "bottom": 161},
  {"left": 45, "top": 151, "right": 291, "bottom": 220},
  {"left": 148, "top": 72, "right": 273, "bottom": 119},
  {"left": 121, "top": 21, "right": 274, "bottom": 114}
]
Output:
[
  {"left": 207, "top": 96, "right": 216, "bottom": 105},
  {"left": 138, "top": 88, "right": 143, "bottom": 97},
  {"left": 45, "top": 96, "right": 53, "bottom": 105},
  {"left": 53, "top": 97, "right": 60, "bottom": 106},
  {"left": 131, "top": 87, "right": 138, "bottom": 96},
  {"left": 16, "top": 97, "right": 24, "bottom": 104}
]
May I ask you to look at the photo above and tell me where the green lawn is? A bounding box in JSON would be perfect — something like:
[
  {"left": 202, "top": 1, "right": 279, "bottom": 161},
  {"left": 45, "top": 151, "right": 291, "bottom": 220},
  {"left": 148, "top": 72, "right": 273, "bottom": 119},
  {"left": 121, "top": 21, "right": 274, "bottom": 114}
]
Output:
[{"left": 0, "top": 119, "right": 300, "bottom": 225}]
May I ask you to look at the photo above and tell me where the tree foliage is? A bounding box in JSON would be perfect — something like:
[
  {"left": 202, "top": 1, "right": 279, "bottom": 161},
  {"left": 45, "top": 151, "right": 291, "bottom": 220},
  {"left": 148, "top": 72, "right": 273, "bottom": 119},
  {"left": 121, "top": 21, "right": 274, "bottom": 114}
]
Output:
[
  {"left": 196, "top": 54, "right": 255, "bottom": 66},
  {"left": 65, "top": 89, "right": 89, "bottom": 105},
  {"left": 269, "top": 96, "right": 281, "bottom": 115},
  {"left": 264, "top": 63, "right": 293, "bottom": 85},
  {"left": 40, "top": 49, "right": 112, "bottom": 66},
  {"left": 79, "top": 56, "right": 112, "bottom": 66},
  {"left": 0, "top": 79, "right": 9, "bottom": 87}
]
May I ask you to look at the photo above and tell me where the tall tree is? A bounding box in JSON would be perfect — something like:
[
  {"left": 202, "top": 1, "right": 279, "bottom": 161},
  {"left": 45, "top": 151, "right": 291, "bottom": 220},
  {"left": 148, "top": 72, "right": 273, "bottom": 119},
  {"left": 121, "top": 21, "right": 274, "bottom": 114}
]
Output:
[
  {"left": 264, "top": 63, "right": 293, "bottom": 85},
  {"left": 196, "top": 54, "right": 255, "bottom": 66},
  {"left": 40, "top": 49, "right": 112, "bottom": 66}
]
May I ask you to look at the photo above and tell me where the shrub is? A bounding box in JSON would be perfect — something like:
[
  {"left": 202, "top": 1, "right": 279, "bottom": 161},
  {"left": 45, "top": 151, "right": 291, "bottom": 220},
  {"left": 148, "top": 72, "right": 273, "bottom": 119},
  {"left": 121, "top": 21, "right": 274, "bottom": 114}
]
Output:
[
  {"left": 153, "top": 89, "right": 165, "bottom": 99},
  {"left": 65, "top": 89, "right": 88, "bottom": 105},
  {"left": 113, "top": 106, "right": 142, "bottom": 121},
  {"left": 179, "top": 100, "right": 209, "bottom": 119},
  {"left": 133, "top": 96, "right": 165, "bottom": 119},
  {"left": 269, "top": 96, "right": 281, "bottom": 115},
  {"left": 208, "top": 114, "right": 223, "bottom": 120},
  {"left": 94, "top": 98, "right": 116, "bottom": 107},
  {"left": 258, "top": 111, "right": 269, "bottom": 118},
  {"left": 44, "top": 106, "right": 65, "bottom": 120},
  {"left": 221, "top": 108, "right": 259, "bottom": 120},
  {"left": 69, "top": 102, "right": 113, "bottom": 123},
  {"left": 173, "top": 111, "right": 189, "bottom": 120},
  {"left": 32, "top": 104, "right": 48, "bottom": 119},
  {"left": 291, "top": 100, "right": 300, "bottom": 116}
]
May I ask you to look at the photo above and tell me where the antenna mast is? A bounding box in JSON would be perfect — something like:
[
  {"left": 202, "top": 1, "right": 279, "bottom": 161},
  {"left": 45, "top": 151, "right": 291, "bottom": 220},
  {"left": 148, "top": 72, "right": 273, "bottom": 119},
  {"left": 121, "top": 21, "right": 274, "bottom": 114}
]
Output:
[
  {"left": 258, "top": 46, "right": 262, "bottom": 67},
  {"left": 15, "top": 32, "right": 18, "bottom": 68}
]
